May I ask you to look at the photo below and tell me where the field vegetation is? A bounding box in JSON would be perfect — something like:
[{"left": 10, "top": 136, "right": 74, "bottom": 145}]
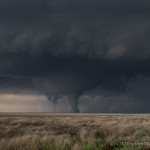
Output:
[{"left": 0, "top": 113, "right": 150, "bottom": 150}]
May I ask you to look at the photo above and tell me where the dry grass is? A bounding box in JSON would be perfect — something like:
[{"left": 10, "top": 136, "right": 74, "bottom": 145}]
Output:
[{"left": 0, "top": 113, "right": 150, "bottom": 150}]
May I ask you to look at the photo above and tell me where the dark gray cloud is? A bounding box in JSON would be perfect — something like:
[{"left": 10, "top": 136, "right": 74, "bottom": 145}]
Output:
[{"left": 0, "top": 0, "right": 150, "bottom": 112}]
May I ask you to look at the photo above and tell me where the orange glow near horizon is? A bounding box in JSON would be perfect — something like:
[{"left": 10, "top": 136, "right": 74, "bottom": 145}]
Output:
[
  {"left": 0, "top": 93, "right": 47, "bottom": 101},
  {"left": 0, "top": 93, "right": 53, "bottom": 112}
]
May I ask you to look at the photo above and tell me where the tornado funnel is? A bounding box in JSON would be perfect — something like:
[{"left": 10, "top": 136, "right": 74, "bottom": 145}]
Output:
[{"left": 68, "top": 95, "right": 80, "bottom": 113}]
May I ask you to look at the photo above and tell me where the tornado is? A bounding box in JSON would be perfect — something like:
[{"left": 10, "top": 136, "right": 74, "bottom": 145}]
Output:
[
  {"left": 48, "top": 94, "right": 80, "bottom": 113},
  {"left": 68, "top": 95, "right": 80, "bottom": 113}
]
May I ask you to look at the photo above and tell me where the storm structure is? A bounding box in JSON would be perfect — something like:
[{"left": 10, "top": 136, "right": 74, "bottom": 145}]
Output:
[{"left": 0, "top": 0, "right": 150, "bottom": 112}]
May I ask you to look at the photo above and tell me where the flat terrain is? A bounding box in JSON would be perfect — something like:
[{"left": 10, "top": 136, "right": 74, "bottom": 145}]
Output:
[{"left": 0, "top": 113, "right": 150, "bottom": 150}]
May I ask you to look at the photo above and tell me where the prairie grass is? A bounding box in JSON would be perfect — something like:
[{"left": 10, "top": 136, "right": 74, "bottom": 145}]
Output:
[{"left": 0, "top": 113, "right": 150, "bottom": 150}]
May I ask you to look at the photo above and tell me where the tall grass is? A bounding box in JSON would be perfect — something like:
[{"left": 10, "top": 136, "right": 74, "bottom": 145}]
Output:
[{"left": 0, "top": 113, "right": 149, "bottom": 150}]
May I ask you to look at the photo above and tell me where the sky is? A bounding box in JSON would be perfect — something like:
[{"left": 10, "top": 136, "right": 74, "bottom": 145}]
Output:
[{"left": 0, "top": 0, "right": 150, "bottom": 112}]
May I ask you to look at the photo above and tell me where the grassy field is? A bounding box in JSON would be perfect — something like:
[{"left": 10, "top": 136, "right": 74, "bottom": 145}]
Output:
[{"left": 0, "top": 113, "right": 150, "bottom": 150}]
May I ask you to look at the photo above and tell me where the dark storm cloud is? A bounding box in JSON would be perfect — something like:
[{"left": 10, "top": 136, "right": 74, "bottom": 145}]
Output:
[
  {"left": 1, "top": 0, "right": 150, "bottom": 58},
  {"left": 0, "top": 0, "right": 150, "bottom": 112}
]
